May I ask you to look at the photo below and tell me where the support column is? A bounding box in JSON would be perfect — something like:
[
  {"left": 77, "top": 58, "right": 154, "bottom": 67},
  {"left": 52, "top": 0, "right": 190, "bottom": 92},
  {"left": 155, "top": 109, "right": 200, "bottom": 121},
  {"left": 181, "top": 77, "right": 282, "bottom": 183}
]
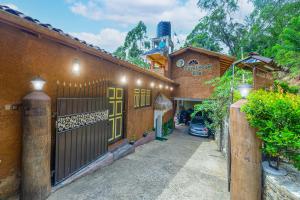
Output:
[
  {"left": 230, "top": 99, "right": 262, "bottom": 200},
  {"left": 22, "top": 91, "right": 51, "bottom": 200}
]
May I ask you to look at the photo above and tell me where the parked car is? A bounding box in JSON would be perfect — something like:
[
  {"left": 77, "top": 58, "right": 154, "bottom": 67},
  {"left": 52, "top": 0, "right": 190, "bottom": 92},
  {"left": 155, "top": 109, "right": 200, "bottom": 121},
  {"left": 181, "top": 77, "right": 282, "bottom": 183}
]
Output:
[
  {"left": 188, "top": 116, "right": 209, "bottom": 137},
  {"left": 177, "top": 110, "right": 190, "bottom": 125}
]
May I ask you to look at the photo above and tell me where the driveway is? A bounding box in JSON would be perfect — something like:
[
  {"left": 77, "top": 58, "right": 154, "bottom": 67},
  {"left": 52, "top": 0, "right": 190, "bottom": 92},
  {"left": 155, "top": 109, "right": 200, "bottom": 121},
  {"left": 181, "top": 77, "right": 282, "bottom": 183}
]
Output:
[{"left": 48, "top": 125, "right": 229, "bottom": 200}]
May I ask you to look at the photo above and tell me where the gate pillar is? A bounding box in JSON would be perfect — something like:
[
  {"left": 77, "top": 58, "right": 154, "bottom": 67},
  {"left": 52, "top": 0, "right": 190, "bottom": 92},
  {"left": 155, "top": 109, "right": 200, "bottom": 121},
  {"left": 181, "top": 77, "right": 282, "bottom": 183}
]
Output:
[
  {"left": 21, "top": 91, "right": 51, "bottom": 200},
  {"left": 230, "top": 99, "right": 262, "bottom": 200}
]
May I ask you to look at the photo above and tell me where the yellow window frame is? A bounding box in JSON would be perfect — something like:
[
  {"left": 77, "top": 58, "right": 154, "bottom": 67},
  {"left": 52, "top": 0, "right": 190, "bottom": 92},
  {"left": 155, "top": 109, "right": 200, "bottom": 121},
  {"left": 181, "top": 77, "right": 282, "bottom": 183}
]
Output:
[
  {"left": 140, "top": 89, "right": 146, "bottom": 107},
  {"left": 146, "top": 90, "right": 151, "bottom": 106},
  {"left": 134, "top": 89, "right": 140, "bottom": 108}
]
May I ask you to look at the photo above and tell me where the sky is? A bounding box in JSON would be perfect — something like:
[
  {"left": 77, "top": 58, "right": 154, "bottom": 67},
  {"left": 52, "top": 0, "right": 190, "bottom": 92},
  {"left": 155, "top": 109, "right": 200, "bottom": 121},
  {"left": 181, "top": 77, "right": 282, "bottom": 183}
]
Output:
[{"left": 1, "top": 0, "right": 254, "bottom": 53}]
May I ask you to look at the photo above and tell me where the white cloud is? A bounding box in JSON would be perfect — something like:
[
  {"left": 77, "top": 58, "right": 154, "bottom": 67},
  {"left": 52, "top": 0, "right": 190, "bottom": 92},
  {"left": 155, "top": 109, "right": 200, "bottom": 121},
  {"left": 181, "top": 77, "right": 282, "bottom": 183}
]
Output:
[
  {"left": 70, "top": 1, "right": 103, "bottom": 20},
  {"left": 234, "top": 0, "right": 254, "bottom": 22},
  {"left": 67, "top": 0, "right": 254, "bottom": 52},
  {"left": 67, "top": 0, "right": 205, "bottom": 33},
  {"left": 173, "top": 33, "right": 187, "bottom": 50},
  {"left": 2, "top": 3, "right": 19, "bottom": 10},
  {"left": 70, "top": 28, "right": 126, "bottom": 52}
]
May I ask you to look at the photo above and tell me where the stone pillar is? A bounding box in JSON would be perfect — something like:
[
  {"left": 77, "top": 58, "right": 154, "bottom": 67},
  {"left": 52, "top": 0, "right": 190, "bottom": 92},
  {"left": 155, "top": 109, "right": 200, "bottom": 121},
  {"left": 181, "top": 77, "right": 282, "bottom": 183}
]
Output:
[
  {"left": 230, "top": 99, "right": 262, "bottom": 200},
  {"left": 21, "top": 91, "right": 51, "bottom": 200}
]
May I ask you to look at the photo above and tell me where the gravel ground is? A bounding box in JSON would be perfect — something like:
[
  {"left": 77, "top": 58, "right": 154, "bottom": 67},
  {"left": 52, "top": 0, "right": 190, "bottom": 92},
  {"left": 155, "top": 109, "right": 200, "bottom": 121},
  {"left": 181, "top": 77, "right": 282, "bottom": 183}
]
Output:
[{"left": 48, "top": 125, "right": 229, "bottom": 200}]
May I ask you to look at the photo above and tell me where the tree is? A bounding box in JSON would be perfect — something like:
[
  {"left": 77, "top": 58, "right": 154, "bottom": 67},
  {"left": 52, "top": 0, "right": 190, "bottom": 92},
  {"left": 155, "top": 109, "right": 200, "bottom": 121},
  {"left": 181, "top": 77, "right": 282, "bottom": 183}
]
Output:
[
  {"left": 243, "top": 0, "right": 300, "bottom": 55},
  {"left": 191, "top": 68, "right": 252, "bottom": 131},
  {"left": 195, "top": 0, "right": 246, "bottom": 56},
  {"left": 185, "top": 18, "right": 222, "bottom": 52},
  {"left": 113, "top": 21, "right": 150, "bottom": 68},
  {"left": 268, "top": 16, "right": 300, "bottom": 77}
]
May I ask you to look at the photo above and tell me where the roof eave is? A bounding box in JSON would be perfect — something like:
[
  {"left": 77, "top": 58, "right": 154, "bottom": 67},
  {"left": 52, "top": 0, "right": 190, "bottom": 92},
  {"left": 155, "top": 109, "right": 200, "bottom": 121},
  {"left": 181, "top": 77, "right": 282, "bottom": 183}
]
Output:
[{"left": 0, "top": 9, "right": 177, "bottom": 85}]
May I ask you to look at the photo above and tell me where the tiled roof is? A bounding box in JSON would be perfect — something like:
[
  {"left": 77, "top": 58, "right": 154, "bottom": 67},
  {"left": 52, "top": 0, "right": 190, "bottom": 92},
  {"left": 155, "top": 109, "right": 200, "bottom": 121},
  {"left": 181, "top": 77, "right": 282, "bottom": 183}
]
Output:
[
  {"left": 0, "top": 5, "right": 177, "bottom": 84},
  {"left": 0, "top": 5, "right": 118, "bottom": 58}
]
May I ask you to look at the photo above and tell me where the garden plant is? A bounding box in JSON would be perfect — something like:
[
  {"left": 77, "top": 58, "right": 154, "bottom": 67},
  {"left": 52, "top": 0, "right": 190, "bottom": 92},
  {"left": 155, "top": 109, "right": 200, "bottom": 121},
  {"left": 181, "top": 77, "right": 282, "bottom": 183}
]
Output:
[{"left": 241, "top": 89, "right": 300, "bottom": 170}]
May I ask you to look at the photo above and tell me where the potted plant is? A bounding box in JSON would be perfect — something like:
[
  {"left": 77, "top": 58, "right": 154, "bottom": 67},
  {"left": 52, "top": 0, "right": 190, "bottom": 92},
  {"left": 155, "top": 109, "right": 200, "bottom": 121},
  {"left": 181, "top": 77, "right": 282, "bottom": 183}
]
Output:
[
  {"left": 143, "top": 132, "right": 148, "bottom": 137},
  {"left": 129, "top": 134, "right": 136, "bottom": 145}
]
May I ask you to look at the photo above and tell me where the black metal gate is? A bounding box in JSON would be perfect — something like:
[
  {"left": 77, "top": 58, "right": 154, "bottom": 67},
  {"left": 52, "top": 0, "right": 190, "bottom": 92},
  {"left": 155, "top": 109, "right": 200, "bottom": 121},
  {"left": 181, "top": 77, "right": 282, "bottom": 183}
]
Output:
[{"left": 54, "top": 80, "right": 110, "bottom": 185}]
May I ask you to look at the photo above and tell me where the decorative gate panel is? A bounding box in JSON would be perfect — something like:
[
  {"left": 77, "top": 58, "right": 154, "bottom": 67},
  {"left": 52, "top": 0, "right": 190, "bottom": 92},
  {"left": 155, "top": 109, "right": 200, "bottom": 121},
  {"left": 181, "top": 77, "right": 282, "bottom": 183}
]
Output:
[
  {"left": 54, "top": 80, "right": 110, "bottom": 185},
  {"left": 107, "top": 87, "right": 124, "bottom": 143}
]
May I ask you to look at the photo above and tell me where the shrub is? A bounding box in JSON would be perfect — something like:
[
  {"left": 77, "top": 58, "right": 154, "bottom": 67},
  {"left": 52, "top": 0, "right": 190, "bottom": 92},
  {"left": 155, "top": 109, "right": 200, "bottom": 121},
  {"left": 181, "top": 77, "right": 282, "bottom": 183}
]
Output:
[
  {"left": 241, "top": 90, "right": 300, "bottom": 170},
  {"left": 162, "top": 118, "right": 174, "bottom": 136},
  {"left": 274, "top": 80, "right": 299, "bottom": 94}
]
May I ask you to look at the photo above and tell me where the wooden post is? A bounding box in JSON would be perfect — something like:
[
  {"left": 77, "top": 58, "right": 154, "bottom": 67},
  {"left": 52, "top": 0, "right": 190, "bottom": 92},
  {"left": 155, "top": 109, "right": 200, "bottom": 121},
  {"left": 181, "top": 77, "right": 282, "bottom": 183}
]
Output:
[
  {"left": 22, "top": 91, "right": 51, "bottom": 200},
  {"left": 230, "top": 99, "right": 262, "bottom": 200}
]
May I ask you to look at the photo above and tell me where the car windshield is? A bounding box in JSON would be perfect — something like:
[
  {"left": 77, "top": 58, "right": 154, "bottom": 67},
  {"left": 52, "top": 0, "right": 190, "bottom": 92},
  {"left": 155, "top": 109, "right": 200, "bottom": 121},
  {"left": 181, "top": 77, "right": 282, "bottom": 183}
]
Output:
[{"left": 191, "top": 117, "right": 205, "bottom": 124}]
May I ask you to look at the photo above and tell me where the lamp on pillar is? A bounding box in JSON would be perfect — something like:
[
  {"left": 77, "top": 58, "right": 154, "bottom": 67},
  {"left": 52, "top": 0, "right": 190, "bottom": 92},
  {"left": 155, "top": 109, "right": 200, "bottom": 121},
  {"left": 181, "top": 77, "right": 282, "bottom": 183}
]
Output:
[
  {"left": 22, "top": 76, "right": 51, "bottom": 200},
  {"left": 31, "top": 76, "right": 46, "bottom": 91},
  {"left": 228, "top": 54, "right": 285, "bottom": 200},
  {"left": 238, "top": 84, "right": 252, "bottom": 99}
]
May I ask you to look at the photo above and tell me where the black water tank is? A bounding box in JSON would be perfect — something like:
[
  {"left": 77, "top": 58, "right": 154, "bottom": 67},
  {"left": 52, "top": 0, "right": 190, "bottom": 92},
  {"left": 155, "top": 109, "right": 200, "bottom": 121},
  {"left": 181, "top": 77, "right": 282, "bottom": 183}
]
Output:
[{"left": 157, "top": 21, "right": 171, "bottom": 38}]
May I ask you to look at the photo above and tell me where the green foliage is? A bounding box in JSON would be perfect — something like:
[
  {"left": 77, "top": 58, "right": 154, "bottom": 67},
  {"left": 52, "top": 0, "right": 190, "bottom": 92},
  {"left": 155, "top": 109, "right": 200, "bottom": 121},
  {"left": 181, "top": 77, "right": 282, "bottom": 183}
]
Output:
[
  {"left": 244, "top": 0, "right": 300, "bottom": 56},
  {"left": 267, "top": 16, "right": 300, "bottom": 76},
  {"left": 191, "top": 68, "right": 252, "bottom": 131},
  {"left": 162, "top": 118, "right": 174, "bottom": 136},
  {"left": 241, "top": 90, "right": 300, "bottom": 170},
  {"left": 195, "top": 0, "right": 246, "bottom": 55},
  {"left": 113, "top": 21, "right": 150, "bottom": 68},
  {"left": 185, "top": 19, "right": 222, "bottom": 52},
  {"left": 274, "top": 80, "right": 299, "bottom": 94},
  {"left": 190, "top": 0, "right": 299, "bottom": 82}
]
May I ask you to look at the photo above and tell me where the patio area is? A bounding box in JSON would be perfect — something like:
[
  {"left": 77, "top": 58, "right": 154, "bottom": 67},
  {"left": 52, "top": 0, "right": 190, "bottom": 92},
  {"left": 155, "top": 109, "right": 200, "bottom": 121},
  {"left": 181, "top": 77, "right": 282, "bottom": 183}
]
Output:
[{"left": 48, "top": 125, "right": 229, "bottom": 200}]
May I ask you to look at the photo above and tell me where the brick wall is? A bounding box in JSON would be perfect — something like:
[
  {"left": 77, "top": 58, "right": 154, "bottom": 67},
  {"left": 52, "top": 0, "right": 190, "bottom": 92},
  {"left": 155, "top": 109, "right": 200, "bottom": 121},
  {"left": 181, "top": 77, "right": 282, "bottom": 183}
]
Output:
[
  {"left": 169, "top": 50, "right": 221, "bottom": 99},
  {"left": 0, "top": 21, "right": 173, "bottom": 198}
]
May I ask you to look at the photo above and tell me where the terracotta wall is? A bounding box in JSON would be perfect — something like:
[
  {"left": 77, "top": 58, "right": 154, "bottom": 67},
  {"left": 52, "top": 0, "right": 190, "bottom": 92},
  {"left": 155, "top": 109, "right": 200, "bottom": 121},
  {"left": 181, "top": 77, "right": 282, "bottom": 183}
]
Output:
[
  {"left": 169, "top": 50, "right": 221, "bottom": 99},
  {"left": 0, "top": 22, "right": 172, "bottom": 198},
  {"left": 253, "top": 69, "right": 274, "bottom": 90},
  {"left": 162, "top": 109, "right": 173, "bottom": 124}
]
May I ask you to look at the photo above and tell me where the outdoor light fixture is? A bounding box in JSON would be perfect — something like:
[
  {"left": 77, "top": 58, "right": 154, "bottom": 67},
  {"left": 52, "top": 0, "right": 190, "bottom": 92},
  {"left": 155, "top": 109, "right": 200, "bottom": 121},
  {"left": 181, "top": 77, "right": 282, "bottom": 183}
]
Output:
[
  {"left": 150, "top": 82, "right": 155, "bottom": 88},
  {"left": 31, "top": 76, "right": 46, "bottom": 91},
  {"left": 120, "top": 75, "right": 127, "bottom": 84},
  {"left": 159, "top": 84, "right": 163, "bottom": 89},
  {"left": 136, "top": 79, "right": 142, "bottom": 86},
  {"left": 238, "top": 84, "right": 252, "bottom": 99},
  {"left": 72, "top": 59, "right": 80, "bottom": 75}
]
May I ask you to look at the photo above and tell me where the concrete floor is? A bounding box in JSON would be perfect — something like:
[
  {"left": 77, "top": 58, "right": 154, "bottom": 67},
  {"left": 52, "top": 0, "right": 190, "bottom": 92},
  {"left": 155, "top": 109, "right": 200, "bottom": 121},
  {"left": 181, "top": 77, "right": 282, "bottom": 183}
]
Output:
[{"left": 48, "top": 126, "right": 229, "bottom": 200}]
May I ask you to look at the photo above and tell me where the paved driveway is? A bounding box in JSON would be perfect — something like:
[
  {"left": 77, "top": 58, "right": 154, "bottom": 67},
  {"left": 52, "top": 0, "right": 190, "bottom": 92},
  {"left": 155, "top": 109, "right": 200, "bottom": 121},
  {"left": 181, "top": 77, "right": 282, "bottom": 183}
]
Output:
[{"left": 48, "top": 126, "right": 229, "bottom": 200}]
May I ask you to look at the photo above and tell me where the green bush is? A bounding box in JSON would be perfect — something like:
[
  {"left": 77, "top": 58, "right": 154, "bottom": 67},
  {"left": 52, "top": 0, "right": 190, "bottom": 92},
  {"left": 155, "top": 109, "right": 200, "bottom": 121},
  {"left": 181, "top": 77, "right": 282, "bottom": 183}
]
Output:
[
  {"left": 241, "top": 90, "right": 300, "bottom": 170},
  {"left": 274, "top": 80, "right": 299, "bottom": 94},
  {"left": 162, "top": 118, "right": 174, "bottom": 136}
]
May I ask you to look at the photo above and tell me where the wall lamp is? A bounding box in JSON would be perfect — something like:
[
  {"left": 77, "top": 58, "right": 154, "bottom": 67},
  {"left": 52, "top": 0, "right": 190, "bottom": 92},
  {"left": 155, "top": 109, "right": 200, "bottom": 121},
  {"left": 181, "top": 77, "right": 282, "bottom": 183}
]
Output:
[
  {"left": 150, "top": 82, "right": 155, "bottom": 88},
  {"left": 136, "top": 79, "right": 142, "bottom": 86},
  {"left": 120, "top": 75, "right": 127, "bottom": 84},
  {"left": 31, "top": 76, "right": 46, "bottom": 91},
  {"left": 72, "top": 59, "right": 80, "bottom": 75},
  {"left": 159, "top": 84, "right": 163, "bottom": 89}
]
